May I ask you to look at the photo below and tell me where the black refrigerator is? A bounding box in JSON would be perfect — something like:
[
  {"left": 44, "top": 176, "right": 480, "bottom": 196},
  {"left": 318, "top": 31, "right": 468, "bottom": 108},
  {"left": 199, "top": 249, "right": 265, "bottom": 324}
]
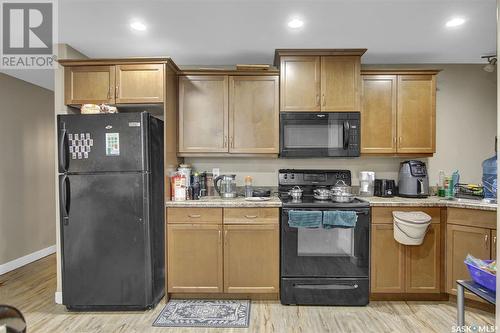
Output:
[{"left": 57, "top": 112, "right": 164, "bottom": 311}]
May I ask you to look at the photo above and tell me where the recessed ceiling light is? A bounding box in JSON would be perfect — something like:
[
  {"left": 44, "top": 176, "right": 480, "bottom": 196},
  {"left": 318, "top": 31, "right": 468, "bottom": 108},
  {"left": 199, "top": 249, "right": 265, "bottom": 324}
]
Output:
[
  {"left": 288, "top": 18, "right": 304, "bottom": 29},
  {"left": 130, "top": 21, "right": 147, "bottom": 31},
  {"left": 445, "top": 17, "right": 466, "bottom": 28}
]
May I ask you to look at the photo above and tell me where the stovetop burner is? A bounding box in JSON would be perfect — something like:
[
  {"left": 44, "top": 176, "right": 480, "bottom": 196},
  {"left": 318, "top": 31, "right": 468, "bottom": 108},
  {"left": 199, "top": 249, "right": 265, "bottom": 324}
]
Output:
[
  {"left": 278, "top": 169, "right": 370, "bottom": 208},
  {"left": 279, "top": 195, "right": 370, "bottom": 208}
]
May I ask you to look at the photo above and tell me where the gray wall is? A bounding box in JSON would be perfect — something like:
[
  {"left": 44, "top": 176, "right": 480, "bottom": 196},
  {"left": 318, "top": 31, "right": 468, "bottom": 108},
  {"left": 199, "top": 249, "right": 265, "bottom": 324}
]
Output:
[
  {"left": 187, "top": 65, "right": 497, "bottom": 187},
  {"left": 0, "top": 73, "right": 55, "bottom": 265}
]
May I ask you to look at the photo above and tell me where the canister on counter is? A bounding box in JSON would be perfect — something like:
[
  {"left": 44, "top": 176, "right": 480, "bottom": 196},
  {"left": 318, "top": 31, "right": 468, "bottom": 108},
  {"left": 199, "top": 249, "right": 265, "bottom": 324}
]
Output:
[
  {"left": 178, "top": 164, "right": 192, "bottom": 188},
  {"left": 206, "top": 172, "right": 214, "bottom": 196}
]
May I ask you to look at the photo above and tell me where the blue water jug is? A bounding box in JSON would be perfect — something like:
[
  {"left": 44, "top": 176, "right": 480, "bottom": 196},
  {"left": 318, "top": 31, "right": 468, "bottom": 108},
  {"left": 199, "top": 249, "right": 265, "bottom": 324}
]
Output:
[{"left": 482, "top": 154, "right": 497, "bottom": 199}]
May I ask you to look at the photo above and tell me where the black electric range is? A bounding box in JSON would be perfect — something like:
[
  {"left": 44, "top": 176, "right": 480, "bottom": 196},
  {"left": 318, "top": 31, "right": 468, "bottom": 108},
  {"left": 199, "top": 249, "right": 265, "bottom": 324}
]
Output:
[{"left": 278, "top": 169, "right": 371, "bottom": 306}]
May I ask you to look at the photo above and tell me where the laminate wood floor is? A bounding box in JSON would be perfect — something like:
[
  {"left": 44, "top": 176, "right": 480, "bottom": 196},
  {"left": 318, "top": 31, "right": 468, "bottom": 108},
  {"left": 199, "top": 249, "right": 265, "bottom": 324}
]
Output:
[{"left": 0, "top": 255, "right": 495, "bottom": 333}]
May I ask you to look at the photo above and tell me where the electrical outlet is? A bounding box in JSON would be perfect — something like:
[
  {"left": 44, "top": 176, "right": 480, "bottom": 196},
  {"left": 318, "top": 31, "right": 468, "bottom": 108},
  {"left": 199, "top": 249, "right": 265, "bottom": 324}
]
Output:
[{"left": 212, "top": 168, "right": 220, "bottom": 178}]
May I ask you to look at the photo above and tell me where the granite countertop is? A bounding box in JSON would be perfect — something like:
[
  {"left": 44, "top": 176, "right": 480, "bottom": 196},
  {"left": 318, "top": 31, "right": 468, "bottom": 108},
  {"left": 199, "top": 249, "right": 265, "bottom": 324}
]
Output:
[
  {"left": 166, "top": 195, "right": 496, "bottom": 211},
  {"left": 364, "top": 196, "right": 497, "bottom": 211},
  {"left": 165, "top": 196, "right": 282, "bottom": 208}
]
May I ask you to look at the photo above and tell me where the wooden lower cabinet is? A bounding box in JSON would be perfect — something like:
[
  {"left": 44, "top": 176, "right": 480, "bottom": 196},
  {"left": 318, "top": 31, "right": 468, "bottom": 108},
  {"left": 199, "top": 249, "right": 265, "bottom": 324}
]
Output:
[
  {"left": 405, "top": 224, "right": 440, "bottom": 293},
  {"left": 223, "top": 224, "right": 279, "bottom": 293},
  {"left": 371, "top": 207, "right": 442, "bottom": 295},
  {"left": 167, "top": 224, "right": 223, "bottom": 293},
  {"left": 492, "top": 229, "right": 497, "bottom": 260},
  {"left": 166, "top": 207, "right": 279, "bottom": 297},
  {"left": 446, "top": 224, "right": 491, "bottom": 295},
  {"left": 371, "top": 224, "right": 405, "bottom": 293}
]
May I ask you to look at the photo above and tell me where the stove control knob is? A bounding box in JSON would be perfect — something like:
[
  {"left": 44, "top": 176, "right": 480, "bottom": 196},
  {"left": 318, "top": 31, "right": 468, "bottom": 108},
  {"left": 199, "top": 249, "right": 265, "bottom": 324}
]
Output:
[
  {"left": 284, "top": 174, "right": 288, "bottom": 179},
  {"left": 291, "top": 174, "right": 295, "bottom": 179}
]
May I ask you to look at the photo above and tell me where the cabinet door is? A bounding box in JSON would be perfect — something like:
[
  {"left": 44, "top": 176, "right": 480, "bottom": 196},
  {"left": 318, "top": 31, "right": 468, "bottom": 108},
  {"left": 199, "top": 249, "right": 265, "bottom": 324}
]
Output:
[
  {"left": 229, "top": 76, "right": 279, "bottom": 153},
  {"left": 178, "top": 76, "right": 228, "bottom": 153},
  {"left": 280, "top": 56, "right": 320, "bottom": 112},
  {"left": 65, "top": 66, "right": 115, "bottom": 105},
  {"left": 405, "top": 224, "right": 441, "bottom": 293},
  {"left": 396, "top": 75, "right": 436, "bottom": 153},
  {"left": 361, "top": 75, "right": 397, "bottom": 154},
  {"left": 167, "top": 224, "right": 223, "bottom": 293},
  {"left": 492, "top": 229, "right": 497, "bottom": 260},
  {"left": 224, "top": 224, "right": 279, "bottom": 293},
  {"left": 446, "top": 224, "right": 490, "bottom": 295},
  {"left": 371, "top": 224, "right": 405, "bottom": 293},
  {"left": 321, "top": 56, "right": 361, "bottom": 111},
  {"left": 115, "top": 64, "right": 164, "bottom": 103}
]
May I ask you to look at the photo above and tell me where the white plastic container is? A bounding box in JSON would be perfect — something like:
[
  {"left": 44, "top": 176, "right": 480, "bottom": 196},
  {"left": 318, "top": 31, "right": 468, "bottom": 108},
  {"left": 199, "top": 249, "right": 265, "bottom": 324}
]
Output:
[{"left": 392, "top": 211, "right": 432, "bottom": 245}]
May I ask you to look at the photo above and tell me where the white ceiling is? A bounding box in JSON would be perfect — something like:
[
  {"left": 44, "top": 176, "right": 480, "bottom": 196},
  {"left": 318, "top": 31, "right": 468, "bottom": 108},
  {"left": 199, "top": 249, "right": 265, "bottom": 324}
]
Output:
[{"left": 3, "top": 0, "right": 497, "bottom": 90}]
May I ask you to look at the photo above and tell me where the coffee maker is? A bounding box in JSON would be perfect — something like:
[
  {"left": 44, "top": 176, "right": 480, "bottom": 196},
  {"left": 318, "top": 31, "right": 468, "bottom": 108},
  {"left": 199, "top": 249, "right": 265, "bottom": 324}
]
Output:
[{"left": 398, "top": 160, "right": 429, "bottom": 198}]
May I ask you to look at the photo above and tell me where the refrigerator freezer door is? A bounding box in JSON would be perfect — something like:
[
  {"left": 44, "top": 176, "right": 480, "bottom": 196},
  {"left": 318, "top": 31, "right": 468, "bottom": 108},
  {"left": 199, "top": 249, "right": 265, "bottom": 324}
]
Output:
[
  {"left": 58, "top": 113, "right": 149, "bottom": 173},
  {"left": 60, "top": 172, "right": 152, "bottom": 309}
]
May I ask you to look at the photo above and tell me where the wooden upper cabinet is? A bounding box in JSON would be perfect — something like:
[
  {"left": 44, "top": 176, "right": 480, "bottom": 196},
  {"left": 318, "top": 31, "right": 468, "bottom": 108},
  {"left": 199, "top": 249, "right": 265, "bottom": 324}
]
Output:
[
  {"left": 446, "top": 224, "right": 490, "bottom": 295},
  {"left": 321, "top": 56, "right": 361, "bottom": 111},
  {"left": 405, "top": 224, "right": 440, "bottom": 293},
  {"left": 361, "top": 75, "right": 397, "bottom": 153},
  {"left": 167, "top": 224, "right": 223, "bottom": 293},
  {"left": 65, "top": 66, "right": 115, "bottom": 105},
  {"left": 397, "top": 75, "right": 436, "bottom": 154},
  {"left": 229, "top": 76, "right": 279, "bottom": 153},
  {"left": 115, "top": 64, "right": 164, "bottom": 103},
  {"left": 178, "top": 76, "right": 228, "bottom": 153},
  {"left": 280, "top": 56, "right": 321, "bottom": 112},
  {"left": 371, "top": 224, "right": 405, "bottom": 293},
  {"left": 223, "top": 224, "right": 279, "bottom": 293}
]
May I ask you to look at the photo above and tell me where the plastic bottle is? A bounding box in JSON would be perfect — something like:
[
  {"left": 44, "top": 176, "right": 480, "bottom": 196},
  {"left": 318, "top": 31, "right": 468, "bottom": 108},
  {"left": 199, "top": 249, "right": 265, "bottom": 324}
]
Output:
[
  {"left": 438, "top": 171, "right": 445, "bottom": 197},
  {"left": 482, "top": 154, "right": 497, "bottom": 199},
  {"left": 245, "top": 176, "right": 253, "bottom": 198}
]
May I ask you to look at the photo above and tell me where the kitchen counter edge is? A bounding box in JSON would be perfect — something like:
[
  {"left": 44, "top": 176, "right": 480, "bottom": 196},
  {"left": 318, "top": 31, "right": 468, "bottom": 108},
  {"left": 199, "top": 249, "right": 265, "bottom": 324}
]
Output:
[{"left": 166, "top": 196, "right": 496, "bottom": 211}]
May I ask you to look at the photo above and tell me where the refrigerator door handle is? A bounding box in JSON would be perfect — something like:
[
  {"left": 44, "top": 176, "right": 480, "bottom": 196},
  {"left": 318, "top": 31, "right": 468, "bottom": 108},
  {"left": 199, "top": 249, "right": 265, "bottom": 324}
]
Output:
[
  {"left": 59, "top": 175, "right": 69, "bottom": 225},
  {"left": 65, "top": 176, "right": 71, "bottom": 217},
  {"left": 58, "top": 127, "right": 69, "bottom": 172}
]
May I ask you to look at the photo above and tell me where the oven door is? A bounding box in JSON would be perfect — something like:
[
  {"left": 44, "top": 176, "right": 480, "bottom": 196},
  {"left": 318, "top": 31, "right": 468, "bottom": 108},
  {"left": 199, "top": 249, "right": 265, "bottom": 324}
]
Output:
[
  {"left": 281, "top": 208, "right": 370, "bottom": 278},
  {"left": 280, "top": 112, "right": 360, "bottom": 157}
]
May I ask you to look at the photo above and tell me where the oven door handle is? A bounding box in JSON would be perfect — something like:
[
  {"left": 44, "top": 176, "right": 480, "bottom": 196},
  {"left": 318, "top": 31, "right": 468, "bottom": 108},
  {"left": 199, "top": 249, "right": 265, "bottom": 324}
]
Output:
[{"left": 294, "top": 283, "right": 359, "bottom": 290}]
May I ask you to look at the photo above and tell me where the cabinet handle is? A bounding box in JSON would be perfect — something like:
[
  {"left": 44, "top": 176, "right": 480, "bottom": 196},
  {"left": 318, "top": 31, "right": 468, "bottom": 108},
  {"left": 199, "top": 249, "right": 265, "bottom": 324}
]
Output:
[
  {"left": 219, "top": 230, "right": 222, "bottom": 245},
  {"left": 188, "top": 214, "right": 201, "bottom": 218},
  {"left": 115, "top": 85, "right": 119, "bottom": 98},
  {"left": 245, "top": 215, "right": 258, "bottom": 219},
  {"left": 316, "top": 94, "right": 320, "bottom": 106},
  {"left": 322, "top": 94, "right": 326, "bottom": 107},
  {"left": 224, "top": 230, "right": 228, "bottom": 245},
  {"left": 223, "top": 136, "right": 227, "bottom": 148},
  {"left": 485, "top": 234, "right": 489, "bottom": 245},
  {"left": 494, "top": 236, "right": 497, "bottom": 245},
  {"left": 230, "top": 136, "right": 234, "bottom": 148},
  {"left": 107, "top": 86, "right": 111, "bottom": 99}
]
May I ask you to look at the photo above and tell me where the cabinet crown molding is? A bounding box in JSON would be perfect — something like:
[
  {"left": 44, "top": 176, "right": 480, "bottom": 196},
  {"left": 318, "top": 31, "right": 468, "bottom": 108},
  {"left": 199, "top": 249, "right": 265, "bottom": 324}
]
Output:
[
  {"left": 59, "top": 57, "right": 181, "bottom": 72},
  {"left": 274, "top": 48, "right": 368, "bottom": 67}
]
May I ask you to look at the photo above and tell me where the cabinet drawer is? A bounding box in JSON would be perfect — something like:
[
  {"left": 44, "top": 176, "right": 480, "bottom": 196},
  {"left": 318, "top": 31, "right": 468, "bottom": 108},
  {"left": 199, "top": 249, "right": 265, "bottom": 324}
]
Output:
[
  {"left": 167, "top": 208, "right": 222, "bottom": 224},
  {"left": 224, "top": 208, "right": 279, "bottom": 224},
  {"left": 372, "top": 207, "right": 441, "bottom": 224},
  {"left": 447, "top": 208, "right": 496, "bottom": 229}
]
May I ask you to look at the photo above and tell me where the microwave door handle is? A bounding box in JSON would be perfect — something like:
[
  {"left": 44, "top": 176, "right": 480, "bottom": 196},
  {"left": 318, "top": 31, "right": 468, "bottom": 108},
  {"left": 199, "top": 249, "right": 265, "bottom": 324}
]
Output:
[{"left": 343, "top": 121, "right": 350, "bottom": 150}]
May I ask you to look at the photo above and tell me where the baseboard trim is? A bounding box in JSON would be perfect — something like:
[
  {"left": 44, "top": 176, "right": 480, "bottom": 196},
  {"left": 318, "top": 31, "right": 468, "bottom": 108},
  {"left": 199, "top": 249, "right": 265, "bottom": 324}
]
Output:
[
  {"left": 0, "top": 245, "right": 56, "bottom": 275},
  {"left": 55, "top": 291, "right": 63, "bottom": 304}
]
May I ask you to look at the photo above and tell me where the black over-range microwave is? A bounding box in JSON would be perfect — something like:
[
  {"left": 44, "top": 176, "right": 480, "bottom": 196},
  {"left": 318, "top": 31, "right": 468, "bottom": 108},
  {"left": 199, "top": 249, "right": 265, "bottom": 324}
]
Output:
[{"left": 279, "top": 112, "right": 360, "bottom": 158}]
